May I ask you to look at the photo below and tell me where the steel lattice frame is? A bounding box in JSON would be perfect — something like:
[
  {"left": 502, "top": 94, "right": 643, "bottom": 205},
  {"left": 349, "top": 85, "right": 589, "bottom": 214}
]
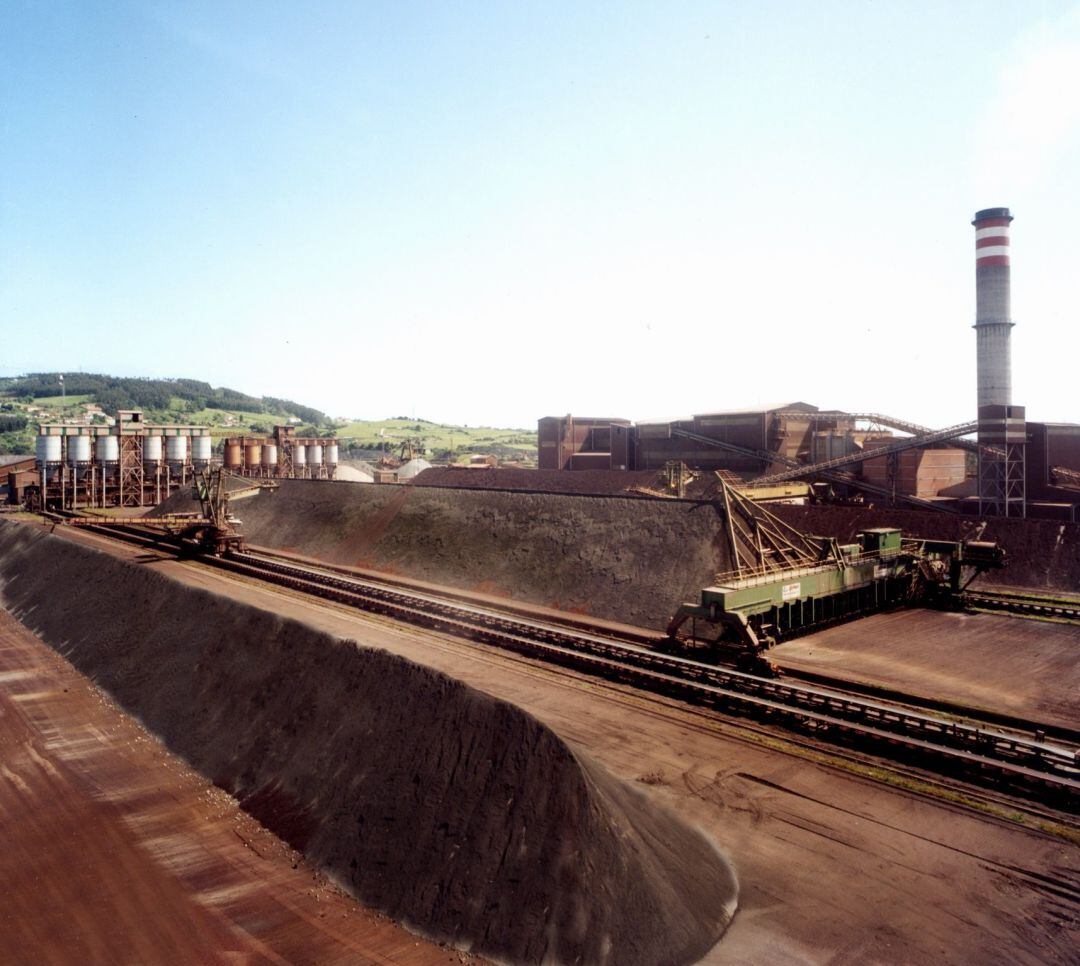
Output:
[
  {"left": 118, "top": 434, "right": 144, "bottom": 508},
  {"left": 978, "top": 442, "right": 1026, "bottom": 517}
]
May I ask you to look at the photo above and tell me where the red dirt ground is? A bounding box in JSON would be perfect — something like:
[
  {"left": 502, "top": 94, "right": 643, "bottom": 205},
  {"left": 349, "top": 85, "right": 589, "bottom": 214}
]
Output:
[{"left": 0, "top": 521, "right": 736, "bottom": 965}]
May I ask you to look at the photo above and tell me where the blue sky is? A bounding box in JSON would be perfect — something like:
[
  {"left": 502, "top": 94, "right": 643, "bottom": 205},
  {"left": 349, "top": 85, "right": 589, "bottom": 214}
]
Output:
[{"left": 2, "top": 2, "right": 1078, "bottom": 427}]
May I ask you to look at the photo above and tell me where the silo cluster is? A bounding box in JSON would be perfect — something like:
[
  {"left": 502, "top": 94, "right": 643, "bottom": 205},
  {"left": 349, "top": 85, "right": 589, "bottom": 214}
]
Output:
[
  {"left": 33, "top": 410, "right": 214, "bottom": 511},
  {"left": 291, "top": 439, "right": 338, "bottom": 478},
  {"left": 33, "top": 431, "right": 119, "bottom": 507},
  {"left": 31, "top": 412, "right": 340, "bottom": 512},
  {"left": 223, "top": 429, "right": 338, "bottom": 479}
]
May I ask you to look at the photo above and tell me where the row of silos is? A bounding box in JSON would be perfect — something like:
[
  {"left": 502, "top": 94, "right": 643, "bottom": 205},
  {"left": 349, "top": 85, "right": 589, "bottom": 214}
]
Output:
[
  {"left": 295, "top": 443, "right": 339, "bottom": 467},
  {"left": 141, "top": 435, "right": 213, "bottom": 466},
  {"left": 222, "top": 439, "right": 338, "bottom": 476},
  {"left": 35, "top": 433, "right": 213, "bottom": 478},
  {"left": 223, "top": 441, "right": 280, "bottom": 470},
  {"left": 36, "top": 434, "right": 109, "bottom": 479}
]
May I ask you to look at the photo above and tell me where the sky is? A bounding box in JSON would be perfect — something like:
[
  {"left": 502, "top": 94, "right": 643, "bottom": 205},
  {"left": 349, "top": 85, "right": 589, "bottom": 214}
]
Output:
[{"left": 1, "top": 1, "right": 1078, "bottom": 428}]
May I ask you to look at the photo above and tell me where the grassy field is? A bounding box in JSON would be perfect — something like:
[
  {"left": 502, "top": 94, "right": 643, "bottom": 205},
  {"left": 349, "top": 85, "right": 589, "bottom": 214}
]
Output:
[
  {"left": 181, "top": 408, "right": 286, "bottom": 432},
  {"left": 30, "top": 394, "right": 93, "bottom": 408},
  {"left": 331, "top": 417, "right": 536, "bottom": 459}
]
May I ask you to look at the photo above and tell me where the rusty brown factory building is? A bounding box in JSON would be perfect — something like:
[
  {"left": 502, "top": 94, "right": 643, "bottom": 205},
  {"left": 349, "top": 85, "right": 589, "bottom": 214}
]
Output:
[{"left": 538, "top": 406, "right": 1080, "bottom": 517}]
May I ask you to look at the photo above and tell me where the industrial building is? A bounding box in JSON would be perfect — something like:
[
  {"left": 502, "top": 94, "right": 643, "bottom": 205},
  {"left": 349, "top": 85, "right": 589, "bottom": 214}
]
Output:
[
  {"left": 538, "top": 410, "right": 1078, "bottom": 518},
  {"left": 537, "top": 416, "right": 633, "bottom": 471},
  {"left": 1, "top": 454, "right": 38, "bottom": 505},
  {"left": 540, "top": 408, "right": 968, "bottom": 499},
  {"left": 538, "top": 208, "right": 1080, "bottom": 520}
]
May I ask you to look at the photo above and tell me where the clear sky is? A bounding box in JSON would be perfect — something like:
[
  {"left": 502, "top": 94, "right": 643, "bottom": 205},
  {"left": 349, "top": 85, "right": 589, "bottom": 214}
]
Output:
[{"left": 2, "top": 1, "right": 1078, "bottom": 428}]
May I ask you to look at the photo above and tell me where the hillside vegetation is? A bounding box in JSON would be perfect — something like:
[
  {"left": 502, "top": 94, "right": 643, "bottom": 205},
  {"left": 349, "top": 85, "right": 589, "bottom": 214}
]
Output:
[
  {"left": 331, "top": 417, "right": 536, "bottom": 463},
  {"left": 0, "top": 373, "right": 537, "bottom": 462}
]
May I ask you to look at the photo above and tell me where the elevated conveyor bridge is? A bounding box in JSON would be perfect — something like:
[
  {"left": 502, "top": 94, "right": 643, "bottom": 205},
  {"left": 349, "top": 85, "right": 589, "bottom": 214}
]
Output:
[
  {"left": 751, "top": 420, "right": 978, "bottom": 485},
  {"left": 669, "top": 428, "right": 953, "bottom": 512}
]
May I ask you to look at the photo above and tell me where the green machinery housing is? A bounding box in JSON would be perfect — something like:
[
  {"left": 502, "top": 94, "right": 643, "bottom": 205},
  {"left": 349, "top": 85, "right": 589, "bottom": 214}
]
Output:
[{"left": 665, "top": 481, "right": 1005, "bottom": 669}]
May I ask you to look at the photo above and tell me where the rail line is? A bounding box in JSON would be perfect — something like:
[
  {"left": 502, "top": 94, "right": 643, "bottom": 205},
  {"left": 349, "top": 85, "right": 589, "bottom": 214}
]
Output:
[
  {"left": 962, "top": 588, "right": 1080, "bottom": 623},
  {"left": 48, "top": 516, "right": 1080, "bottom": 807},
  {"left": 240, "top": 543, "right": 1080, "bottom": 742}
]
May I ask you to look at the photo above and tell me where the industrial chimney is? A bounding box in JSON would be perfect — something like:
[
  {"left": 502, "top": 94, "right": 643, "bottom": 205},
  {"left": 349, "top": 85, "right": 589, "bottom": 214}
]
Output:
[
  {"left": 972, "top": 207, "right": 1014, "bottom": 407},
  {"left": 973, "top": 207, "right": 1025, "bottom": 517}
]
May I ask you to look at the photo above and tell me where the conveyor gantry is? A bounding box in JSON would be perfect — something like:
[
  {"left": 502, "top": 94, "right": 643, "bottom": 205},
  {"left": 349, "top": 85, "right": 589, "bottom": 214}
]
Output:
[
  {"left": 668, "top": 427, "right": 953, "bottom": 512},
  {"left": 750, "top": 420, "right": 978, "bottom": 486},
  {"left": 792, "top": 410, "right": 984, "bottom": 455}
]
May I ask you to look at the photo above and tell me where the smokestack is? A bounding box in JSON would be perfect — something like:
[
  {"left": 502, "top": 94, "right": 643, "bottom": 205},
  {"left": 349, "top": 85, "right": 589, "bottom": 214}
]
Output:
[
  {"left": 972, "top": 207, "right": 1014, "bottom": 408},
  {"left": 973, "top": 206, "right": 1026, "bottom": 518}
]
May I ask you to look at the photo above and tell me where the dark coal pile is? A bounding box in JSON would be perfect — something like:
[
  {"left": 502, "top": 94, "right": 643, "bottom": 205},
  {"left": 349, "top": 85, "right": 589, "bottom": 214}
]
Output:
[
  {"left": 155, "top": 480, "right": 732, "bottom": 629},
  {"left": 0, "top": 521, "right": 738, "bottom": 965}
]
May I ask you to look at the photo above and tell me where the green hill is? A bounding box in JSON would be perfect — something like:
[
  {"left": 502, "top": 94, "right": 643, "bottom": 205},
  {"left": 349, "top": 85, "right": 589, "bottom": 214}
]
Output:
[
  {"left": 330, "top": 417, "right": 536, "bottom": 463},
  {"left": 0, "top": 373, "right": 537, "bottom": 463}
]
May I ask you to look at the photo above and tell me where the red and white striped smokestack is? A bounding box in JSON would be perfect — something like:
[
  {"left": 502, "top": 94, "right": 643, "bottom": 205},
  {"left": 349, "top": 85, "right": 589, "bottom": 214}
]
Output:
[{"left": 972, "top": 207, "right": 1014, "bottom": 409}]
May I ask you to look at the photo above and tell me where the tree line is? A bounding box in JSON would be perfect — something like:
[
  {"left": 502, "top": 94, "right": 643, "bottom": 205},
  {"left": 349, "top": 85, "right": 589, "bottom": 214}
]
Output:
[{"left": 0, "top": 373, "right": 325, "bottom": 425}]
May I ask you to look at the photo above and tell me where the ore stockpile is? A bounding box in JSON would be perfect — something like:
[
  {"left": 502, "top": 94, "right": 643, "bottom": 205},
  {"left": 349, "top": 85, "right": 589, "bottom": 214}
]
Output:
[
  {"left": 157, "top": 475, "right": 1080, "bottom": 623},
  {"left": 0, "top": 521, "right": 737, "bottom": 965},
  {"left": 155, "top": 477, "right": 739, "bottom": 628},
  {"left": 152, "top": 474, "right": 1080, "bottom": 745},
  {"left": 6, "top": 467, "right": 1080, "bottom": 962}
]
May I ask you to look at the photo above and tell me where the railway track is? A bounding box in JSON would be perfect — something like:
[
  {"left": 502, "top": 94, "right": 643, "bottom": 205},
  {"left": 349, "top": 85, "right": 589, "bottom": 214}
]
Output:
[
  {"left": 963, "top": 588, "right": 1080, "bottom": 623},
  {"left": 48, "top": 516, "right": 1080, "bottom": 808}
]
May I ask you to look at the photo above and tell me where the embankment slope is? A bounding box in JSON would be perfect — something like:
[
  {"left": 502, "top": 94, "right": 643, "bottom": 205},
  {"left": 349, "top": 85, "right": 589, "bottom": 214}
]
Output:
[{"left": 0, "top": 521, "right": 736, "bottom": 965}]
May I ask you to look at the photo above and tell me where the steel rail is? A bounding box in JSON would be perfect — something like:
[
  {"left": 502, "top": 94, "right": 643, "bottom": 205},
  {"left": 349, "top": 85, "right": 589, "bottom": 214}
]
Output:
[
  {"left": 240, "top": 549, "right": 1079, "bottom": 743},
  {"left": 49, "top": 518, "right": 1080, "bottom": 804},
  {"left": 963, "top": 589, "right": 1080, "bottom": 622},
  {"left": 214, "top": 549, "right": 1080, "bottom": 799}
]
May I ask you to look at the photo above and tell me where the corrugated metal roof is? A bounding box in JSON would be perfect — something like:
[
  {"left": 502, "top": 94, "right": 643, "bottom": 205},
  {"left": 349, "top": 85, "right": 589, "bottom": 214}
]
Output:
[
  {"left": 634, "top": 416, "right": 689, "bottom": 425},
  {"left": 692, "top": 401, "right": 820, "bottom": 418}
]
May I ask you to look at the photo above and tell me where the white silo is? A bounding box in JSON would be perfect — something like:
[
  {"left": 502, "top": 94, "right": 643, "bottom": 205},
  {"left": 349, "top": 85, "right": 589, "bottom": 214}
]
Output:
[
  {"left": 96, "top": 435, "right": 119, "bottom": 463},
  {"left": 36, "top": 435, "right": 61, "bottom": 480},
  {"left": 144, "top": 436, "right": 163, "bottom": 464},
  {"left": 166, "top": 436, "right": 188, "bottom": 462},
  {"left": 192, "top": 435, "right": 211, "bottom": 465}
]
